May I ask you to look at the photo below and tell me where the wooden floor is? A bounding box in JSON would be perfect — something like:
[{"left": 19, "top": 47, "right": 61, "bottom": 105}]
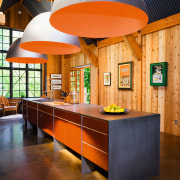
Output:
[{"left": 0, "top": 115, "right": 180, "bottom": 180}]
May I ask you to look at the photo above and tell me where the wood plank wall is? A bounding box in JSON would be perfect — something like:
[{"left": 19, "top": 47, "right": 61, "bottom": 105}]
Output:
[
  {"left": 61, "top": 23, "right": 180, "bottom": 136},
  {"left": 2, "top": 3, "right": 32, "bottom": 30},
  {"left": 62, "top": 45, "right": 99, "bottom": 105},
  {"left": 98, "top": 25, "right": 180, "bottom": 136},
  {"left": 46, "top": 55, "right": 62, "bottom": 99}
]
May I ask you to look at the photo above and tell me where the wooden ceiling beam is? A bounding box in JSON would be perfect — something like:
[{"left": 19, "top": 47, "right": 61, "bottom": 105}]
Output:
[
  {"left": 19, "top": 0, "right": 24, "bottom": 6},
  {"left": 123, "top": 34, "right": 142, "bottom": 61},
  {"left": 78, "top": 37, "right": 98, "bottom": 67},
  {"left": 97, "top": 13, "right": 180, "bottom": 48}
]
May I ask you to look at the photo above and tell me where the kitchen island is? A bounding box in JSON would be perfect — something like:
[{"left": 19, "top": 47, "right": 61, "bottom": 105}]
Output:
[{"left": 23, "top": 98, "right": 160, "bottom": 180}]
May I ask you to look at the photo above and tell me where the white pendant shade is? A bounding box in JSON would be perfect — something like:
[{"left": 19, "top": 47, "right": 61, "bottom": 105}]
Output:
[
  {"left": 20, "top": 12, "right": 81, "bottom": 55},
  {"left": 6, "top": 38, "right": 48, "bottom": 64},
  {"left": 50, "top": 0, "right": 148, "bottom": 38}
]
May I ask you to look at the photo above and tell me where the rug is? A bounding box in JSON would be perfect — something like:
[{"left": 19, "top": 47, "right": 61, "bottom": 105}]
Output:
[{"left": 0, "top": 114, "right": 23, "bottom": 120}]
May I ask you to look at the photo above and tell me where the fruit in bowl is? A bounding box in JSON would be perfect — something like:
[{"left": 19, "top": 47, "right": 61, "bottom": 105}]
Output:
[{"left": 103, "top": 104, "right": 125, "bottom": 113}]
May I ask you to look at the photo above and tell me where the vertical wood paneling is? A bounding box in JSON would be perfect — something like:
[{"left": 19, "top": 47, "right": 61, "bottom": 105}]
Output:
[
  {"left": 59, "top": 24, "right": 180, "bottom": 136},
  {"left": 3, "top": 3, "right": 32, "bottom": 30},
  {"left": 46, "top": 55, "right": 61, "bottom": 99},
  {"left": 158, "top": 30, "right": 166, "bottom": 132}
]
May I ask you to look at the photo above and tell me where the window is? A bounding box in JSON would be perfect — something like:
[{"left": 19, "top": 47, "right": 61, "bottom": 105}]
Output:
[
  {"left": 0, "top": 27, "right": 42, "bottom": 98},
  {"left": 69, "top": 66, "right": 90, "bottom": 104}
]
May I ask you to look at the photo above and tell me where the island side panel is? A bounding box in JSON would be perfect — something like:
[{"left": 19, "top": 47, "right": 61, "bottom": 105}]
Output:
[{"left": 108, "top": 114, "right": 160, "bottom": 180}]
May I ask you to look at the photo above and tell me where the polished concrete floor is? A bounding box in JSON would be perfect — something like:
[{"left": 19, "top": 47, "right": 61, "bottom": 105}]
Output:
[{"left": 0, "top": 115, "right": 180, "bottom": 180}]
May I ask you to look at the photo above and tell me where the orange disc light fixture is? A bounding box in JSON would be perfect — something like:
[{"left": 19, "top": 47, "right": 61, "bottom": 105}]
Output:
[
  {"left": 6, "top": 38, "right": 48, "bottom": 64},
  {"left": 20, "top": 12, "right": 81, "bottom": 55},
  {"left": 50, "top": 0, "right": 148, "bottom": 38}
]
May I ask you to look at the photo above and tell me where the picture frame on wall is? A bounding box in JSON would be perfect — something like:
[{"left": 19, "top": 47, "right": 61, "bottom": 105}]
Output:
[
  {"left": 51, "top": 74, "right": 61, "bottom": 78},
  {"left": 51, "top": 85, "right": 62, "bottom": 90},
  {"left": 118, "top": 62, "right": 132, "bottom": 89},
  {"left": 51, "top": 80, "right": 61, "bottom": 84},
  {"left": 150, "top": 62, "right": 168, "bottom": 86},
  {"left": 104, "top": 72, "right": 111, "bottom": 86}
]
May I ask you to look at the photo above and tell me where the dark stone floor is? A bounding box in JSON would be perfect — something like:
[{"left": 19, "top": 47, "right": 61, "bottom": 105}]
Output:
[{"left": 0, "top": 115, "right": 180, "bottom": 180}]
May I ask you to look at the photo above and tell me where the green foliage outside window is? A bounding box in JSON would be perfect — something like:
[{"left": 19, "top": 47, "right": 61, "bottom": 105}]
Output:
[{"left": 84, "top": 68, "right": 90, "bottom": 104}]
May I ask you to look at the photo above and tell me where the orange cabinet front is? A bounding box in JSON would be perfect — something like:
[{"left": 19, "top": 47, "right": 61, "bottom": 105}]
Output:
[{"left": 54, "top": 109, "right": 81, "bottom": 154}]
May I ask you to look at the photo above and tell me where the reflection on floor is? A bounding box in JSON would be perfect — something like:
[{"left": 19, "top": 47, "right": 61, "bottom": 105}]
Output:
[{"left": 0, "top": 115, "right": 180, "bottom": 180}]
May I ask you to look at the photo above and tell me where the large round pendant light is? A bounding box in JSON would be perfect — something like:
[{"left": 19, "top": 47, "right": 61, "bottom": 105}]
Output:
[
  {"left": 50, "top": 0, "right": 148, "bottom": 38},
  {"left": 20, "top": 12, "right": 81, "bottom": 55},
  {"left": 6, "top": 38, "right": 48, "bottom": 64}
]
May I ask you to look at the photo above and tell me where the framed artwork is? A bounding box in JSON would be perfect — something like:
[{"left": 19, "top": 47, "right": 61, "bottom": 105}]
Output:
[
  {"left": 150, "top": 62, "right": 168, "bottom": 86},
  {"left": 51, "top": 85, "right": 61, "bottom": 90},
  {"left": 51, "top": 74, "right": 61, "bottom": 78},
  {"left": 118, "top": 62, "right": 132, "bottom": 89},
  {"left": 51, "top": 80, "right": 61, "bottom": 84},
  {"left": 104, "top": 72, "right": 111, "bottom": 85}
]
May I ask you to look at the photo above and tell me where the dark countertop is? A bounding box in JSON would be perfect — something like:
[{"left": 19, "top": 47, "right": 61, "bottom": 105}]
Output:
[{"left": 24, "top": 98, "right": 158, "bottom": 121}]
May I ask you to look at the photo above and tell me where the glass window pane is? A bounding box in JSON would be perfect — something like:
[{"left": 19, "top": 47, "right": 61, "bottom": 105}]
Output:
[
  {"left": 3, "top": 91, "right": 10, "bottom": 98},
  {"left": 3, "top": 36, "right": 10, "bottom": 43},
  {"left": 29, "top": 83, "right": 34, "bottom": 90},
  {"left": 35, "top": 64, "right": 41, "bottom": 69},
  {"left": 20, "top": 91, "right": 26, "bottom": 98},
  {"left": 13, "top": 84, "right": 19, "bottom": 90},
  {"left": 13, "top": 63, "right": 20, "bottom": 68},
  {"left": 28, "top": 71, "right": 34, "bottom": 77},
  {"left": 29, "top": 78, "right": 34, "bottom": 84},
  {"left": 3, "top": 77, "right": 10, "bottom": 83},
  {"left": 13, "top": 91, "right": 20, "bottom": 98},
  {"left": 20, "top": 64, "right": 26, "bottom": 68},
  {"left": 28, "top": 64, "right": 35, "bottom": 69},
  {"left": 35, "top": 91, "right": 40, "bottom": 97},
  {"left": 3, "top": 44, "right": 10, "bottom": 51},
  {"left": 29, "top": 91, "right": 34, "bottom": 97},
  {"left": 20, "top": 84, "right": 26, "bottom": 90},
  {"left": 20, "top": 78, "right": 26, "bottom": 84},
  {"left": 3, "top": 29, "right": 10, "bottom": 36},
  {"left": 35, "top": 71, "right": 40, "bottom": 77},
  {"left": 3, "top": 84, "right": 10, "bottom": 90}
]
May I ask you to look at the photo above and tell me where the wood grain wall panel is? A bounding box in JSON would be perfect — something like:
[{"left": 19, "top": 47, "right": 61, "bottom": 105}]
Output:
[
  {"left": 46, "top": 55, "right": 62, "bottom": 99},
  {"left": 59, "top": 19, "right": 180, "bottom": 135},
  {"left": 3, "top": 3, "right": 32, "bottom": 30}
]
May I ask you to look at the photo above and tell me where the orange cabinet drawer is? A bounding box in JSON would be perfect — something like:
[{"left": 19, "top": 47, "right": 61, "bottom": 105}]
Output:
[
  {"left": 28, "top": 107, "right": 37, "bottom": 126},
  {"left": 83, "top": 116, "right": 108, "bottom": 134},
  {"left": 38, "top": 111, "right": 53, "bottom": 136},
  {"left": 82, "top": 142, "right": 108, "bottom": 171},
  {"left": 82, "top": 126, "right": 108, "bottom": 153},
  {"left": 54, "top": 117, "right": 81, "bottom": 154},
  {"left": 54, "top": 108, "right": 81, "bottom": 125},
  {"left": 38, "top": 104, "right": 53, "bottom": 115}
]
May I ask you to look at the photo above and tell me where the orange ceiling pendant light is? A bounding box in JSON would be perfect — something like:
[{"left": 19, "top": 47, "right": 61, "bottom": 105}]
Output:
[
  {"left": 50, "top": 0, "right": 148, "bottom": 38},
  {"left": 6, "top": 38, "right": 48, "bottom": 64},
  {"left": 20, "top": 12, "right": 81, "bottom": 55}
]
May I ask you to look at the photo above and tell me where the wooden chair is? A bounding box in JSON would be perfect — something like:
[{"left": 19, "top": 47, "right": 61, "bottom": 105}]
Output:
[{"left": 0, "top": 96, "right": 18, "bottom": 116}]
